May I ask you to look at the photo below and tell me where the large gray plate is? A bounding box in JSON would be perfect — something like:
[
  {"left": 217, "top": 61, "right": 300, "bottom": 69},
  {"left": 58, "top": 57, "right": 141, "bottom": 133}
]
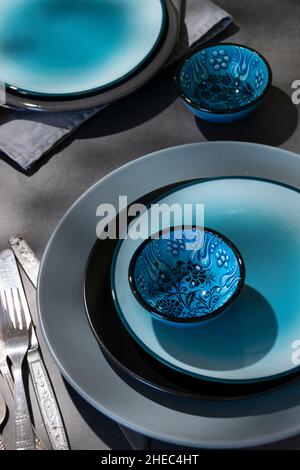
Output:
[
  {"left": 38, "top": 142, "right": 300, "bottom": 448},
  {"left": 3, "top": 0, "right": 178, "bottom": 112}
]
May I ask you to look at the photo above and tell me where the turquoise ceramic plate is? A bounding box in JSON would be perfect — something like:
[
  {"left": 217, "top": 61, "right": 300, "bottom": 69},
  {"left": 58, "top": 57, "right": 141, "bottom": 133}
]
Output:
[
  {"left": 0, "top": 0, "right": 165, "bottom": 96},
  {"left": 112, "top": 177, "right": 300, "bottom": 383}
]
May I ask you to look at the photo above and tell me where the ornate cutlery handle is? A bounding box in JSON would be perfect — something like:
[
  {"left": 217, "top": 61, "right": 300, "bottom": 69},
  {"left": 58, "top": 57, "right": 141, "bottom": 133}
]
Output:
[
  {"left": 0, "top": 436, "right": 5, "bottom": 450},
  {"left": 14, "top": 366, "right": 35, "bottom": 450},
  {"left": 8, "top": 237, "right": 69, "bottom": 449},
  {"left": 28, "top": 348, "right": 69, "bottom": 450},
  {"left": 0, "top": 361, "right": 46, "bottom": 450}
]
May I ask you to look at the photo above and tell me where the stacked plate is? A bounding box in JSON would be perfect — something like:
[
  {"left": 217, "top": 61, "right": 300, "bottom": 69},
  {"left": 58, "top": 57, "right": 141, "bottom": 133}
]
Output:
[
  {"left": 38, "top": 142, "right": 300, "bottom": 448},
  {"left": 0, "top": 0, "right": 178, "bottom": 111}
]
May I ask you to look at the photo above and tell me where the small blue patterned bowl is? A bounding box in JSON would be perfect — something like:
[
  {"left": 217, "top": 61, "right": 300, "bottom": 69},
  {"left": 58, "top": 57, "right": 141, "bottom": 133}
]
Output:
[
  {"left": 174, "top": 43, "right": 272, "bottom": 123},
  {"left": 128, "top": 227, "right": 245, "bottom": 325}
]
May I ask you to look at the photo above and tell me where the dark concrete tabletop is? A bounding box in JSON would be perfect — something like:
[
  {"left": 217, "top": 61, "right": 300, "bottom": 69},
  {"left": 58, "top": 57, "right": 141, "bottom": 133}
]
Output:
[{"left": 0, "top": 0, "right": 300, "bottom": 450}]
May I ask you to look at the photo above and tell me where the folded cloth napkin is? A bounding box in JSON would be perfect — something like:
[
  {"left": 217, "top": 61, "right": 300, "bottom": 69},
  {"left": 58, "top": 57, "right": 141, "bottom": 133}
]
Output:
[{"left": 0, "top": 0, "right": 232, "bottom": 171}]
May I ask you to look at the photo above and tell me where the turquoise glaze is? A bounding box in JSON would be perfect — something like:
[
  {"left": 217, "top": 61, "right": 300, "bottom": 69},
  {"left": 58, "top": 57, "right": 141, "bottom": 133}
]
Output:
[
  {"left": 175, "top": 43, "right": 272, "bottom": 123},
  {"left": 129, "top": 227, "right": 244, "bottom": 324},
  {"left": 111, "top": 177, "right": 300, "bottom": 383},
  {"left": 0, "top": 0, "right": 164, "bottom": 95}
]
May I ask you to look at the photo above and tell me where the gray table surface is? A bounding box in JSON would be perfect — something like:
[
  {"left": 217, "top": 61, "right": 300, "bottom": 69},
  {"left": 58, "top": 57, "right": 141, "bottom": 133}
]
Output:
[{"left": 0, "top": 0, "right": 300, "bottom": 450}]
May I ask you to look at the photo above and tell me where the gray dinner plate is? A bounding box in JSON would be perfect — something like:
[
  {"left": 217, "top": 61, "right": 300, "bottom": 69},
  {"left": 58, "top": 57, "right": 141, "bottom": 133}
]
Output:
[
  {"left": 3, "top": 0, "right": 178, "bottom": 112},
  {"left": 38, "top": 142, "right": 300, "bottom": 448}
]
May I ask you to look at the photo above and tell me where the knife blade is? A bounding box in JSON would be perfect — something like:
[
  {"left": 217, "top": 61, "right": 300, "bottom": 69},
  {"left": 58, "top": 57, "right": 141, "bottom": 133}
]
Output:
[{"left": 0, "top": 248, "right": 69, "bottom": 451}]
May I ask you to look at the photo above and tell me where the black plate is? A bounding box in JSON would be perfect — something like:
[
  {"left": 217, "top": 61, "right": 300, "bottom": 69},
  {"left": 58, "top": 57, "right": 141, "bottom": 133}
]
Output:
[{"left": 84, "top": 184, "right": 300, "bottom": 400}]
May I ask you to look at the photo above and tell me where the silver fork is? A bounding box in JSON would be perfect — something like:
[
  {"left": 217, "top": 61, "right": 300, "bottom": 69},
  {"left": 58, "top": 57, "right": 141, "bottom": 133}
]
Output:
[
  {"left": 0, "top": 326, "right": 14, "bottom": 397},
  {"left": 0, "top": 289, "right": 35, "bottom": 450}
]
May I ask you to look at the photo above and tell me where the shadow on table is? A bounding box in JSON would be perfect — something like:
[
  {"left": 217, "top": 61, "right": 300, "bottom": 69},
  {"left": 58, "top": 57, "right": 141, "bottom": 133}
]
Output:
[
  {"left": 196, "top": 86, "right": 298, "bottom": 146},
  {"left": 63, "top": 380, "right": 131, "bottom": 450},
  {"left": 76, "top": 66, "right": 178, "bottom": 140}
]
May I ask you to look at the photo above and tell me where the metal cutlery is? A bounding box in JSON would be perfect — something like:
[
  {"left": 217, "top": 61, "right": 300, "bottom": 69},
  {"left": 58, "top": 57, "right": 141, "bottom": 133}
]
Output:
[
  {"left": 0, "top": 291, "right": 45, "bottom": 451},
  {"left": 2, "top": 244, "right": 69, "bottom": 450},
  {"left": 0, "top": 315, "right": 14, "bottom": 397},
  {"left": 9, "top": 236, "right": 39, "bottom": 289},
  {"left": 0, "top": 292, "right": 35, "bottom": 450},
  {"left": 0, "top": 323, "right": 10, "bottom": 451},
  {"left": 0, "top": 390, "right": 7, "bottom": 450}
]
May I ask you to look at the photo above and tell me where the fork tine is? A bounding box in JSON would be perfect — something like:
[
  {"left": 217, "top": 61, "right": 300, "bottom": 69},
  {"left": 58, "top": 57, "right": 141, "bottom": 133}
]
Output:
[
  {"left": 16, "top": 289, "right": 27, "bottom": 330},
  {"left": 0, "top": 290, "right": 6, "bottom": 311},
  {"left": 0, "top": 300, "right": 4, "bottom": 330},
  {"left": 11, "top": 287, "right": 21, "bottom": 328},
  {"left": 2, "top": 291, "right": 10, "bottom": 322},
  {"left": 3, "top": 290, "right": 15, "bottom": 329}
]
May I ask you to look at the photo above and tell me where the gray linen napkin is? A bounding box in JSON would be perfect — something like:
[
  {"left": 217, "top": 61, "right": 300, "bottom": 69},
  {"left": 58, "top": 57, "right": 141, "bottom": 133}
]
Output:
[{"left": 0, "top": 0, "right": 232, "bottom": 170}]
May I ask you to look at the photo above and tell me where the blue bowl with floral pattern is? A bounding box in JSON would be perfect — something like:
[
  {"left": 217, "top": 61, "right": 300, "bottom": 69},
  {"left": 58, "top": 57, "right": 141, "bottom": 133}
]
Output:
[
  {"left": 128, "top": 227, "right": 245, "bottom": 325},
  {"left": 174, "top": 43, "right": 272, "bottom": 123}
]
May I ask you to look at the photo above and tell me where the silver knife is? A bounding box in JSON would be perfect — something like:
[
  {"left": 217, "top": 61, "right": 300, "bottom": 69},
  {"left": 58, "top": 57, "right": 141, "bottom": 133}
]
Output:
[
  {"left": 9, "top": 236, "right": 39, "bottom": 289},
  {"left": 0, "top": 245, "right": 69, "bottom": 450}
]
